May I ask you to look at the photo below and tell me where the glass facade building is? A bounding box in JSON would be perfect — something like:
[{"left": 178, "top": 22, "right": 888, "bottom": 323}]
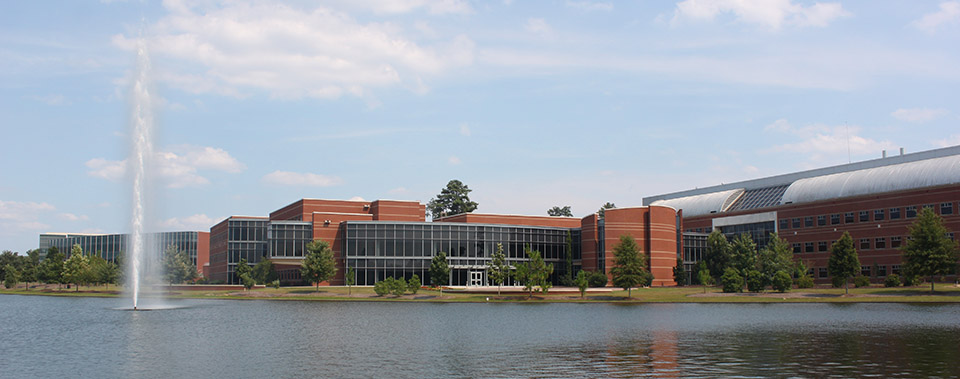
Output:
[
  {"left": 41, "top": 231, "right": 203, "bottom": 266},
  {"left": 341, "top": 221, "right": 581, "bottom": 286}
]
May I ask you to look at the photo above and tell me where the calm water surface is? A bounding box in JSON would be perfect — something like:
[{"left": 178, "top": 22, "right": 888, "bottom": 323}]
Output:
[{"left": 2, "top": 295, "right": 959, "bottom": 378}]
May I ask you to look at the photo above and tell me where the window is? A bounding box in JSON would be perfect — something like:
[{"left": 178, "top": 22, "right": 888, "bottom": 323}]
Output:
[
  {"left": 819, "top": 268, "right": 828, "bottom": 278},
  {"left": 845, "top": 212, "right": 855, "bottom": 223},
  {"left": 805, "top": 217, "right": 814, "bottom": 227},
  {"left": 941, "top": 202, "right": 953, "bottom": 215},
  {"left": 861, "top": 265, "right": 871, "bottom": 277},
  {"left": 792, "top": 218, "right": 802, "bottom": 228},
  {"left": 874, "top": 209, "right": 885, "bottom": 221},
  {"left": 890, "top": 207, "right": 901, "bottom": 219},
  {"left": 892, "top": 265, "right": 901, "bottom": 276},
  {"left": 780, "top": 219, "right": 789, "bottom": 230},
  {"left": 830, "top": 214, "right": 841, "bottom": 225},
  {"left": 860, "top": 238, "right": 870, "bottom": 250},
  {"left": 793, "top": 243, "right": 801, "bottom": 254},
  {"left": 891, "top": 236, "right": 902, "bottom": 248},
  {"left": 948, "top": 232, "right": 956, "bottom": 241},
  {"left": 818, "top": 241, "right": 827, "bottom": 252},
  {"left": 906, "top": 206, "right": 917, "bottom": 218},
  {"left": 878, "top": 265, "right": 887, "bottom": 277},
  {"left": 805, "top": 242, "right": 814, "bottom": 253},
  {"left": 859, "top": 210, "right": 869, "bottom": 222},
  {"left": 875, "top": 237, "right": 886, "bottom": 249},
  {"left": 924, "top": 204, "right": 935, "bottom": 211},
  {"left": 817, "top": 215, "right": 826, "bottom": 226}
]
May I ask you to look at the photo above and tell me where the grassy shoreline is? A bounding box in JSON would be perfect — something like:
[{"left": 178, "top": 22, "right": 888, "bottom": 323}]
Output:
[{"left": 5, "top": 284, "right": 960, "bottom": 303}]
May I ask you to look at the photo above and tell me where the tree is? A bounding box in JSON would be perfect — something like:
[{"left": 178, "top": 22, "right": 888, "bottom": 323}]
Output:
[
  {"left": 673, "top": 257, "right": 686, "bottom": 286},
  {"left": 0, "top": 251, "right": 17, "bottom": 280},
  {"left": 301, "top": 240, "right": 337, "bottom": 292},
  {"left": 88, "top": 255, "right": 119, "bottom": 288},
  {"left": 235, "top": 257, "right": 252, "bottom": 284},
  {"left": 704, "top": 230, "right": 731, "bottom": 280},
  {"left": 771, "top": 270, "right": 792, "bottom": 293},
  {"left": 163, "top": 245, "right": 198, "bottom": 284},
  {"left": 745, "top": 269, "right": 764, "bottom": 292},
  {"left": 758, "top": 233, "right": 794, "bottom": 287},
  {"left": 427, "top": 180, "right": 478, "bottom": 219},
  {"left": 429, "top": 251, "right": 450, "bottom": 296},
  {"left": 548, "top": 206, "right": 573, "bottom": 217},
  {"left": 515, "top": 246, "right": 553, "bottom": 299},
  {"left": 63, "top": 245, "right": 90, "bottom": 292},
  {"left": 730, "top": 233, "right": 758, "bottom": 274},
  {"left": 240, "top": 273, "right": 255, "bottom": 290},
  {"left": 4, "top": 264, "right": 19, "bottom": 289},
  {"left": 408, "top": 274, "right": 421, "bottom": 295},
  {"left": 575, "top": 270, "right": 589, "bottom": 298},
  {"left": 17, "top": 254, "right": 38, "bottom": 290},
  {"left": 252, "top": 258, "right": 278, "bottom": 285},
  {"left": 902, "top": 207, "right": 960, "bottom": 292},
  {"left": 345, "top": 267, "right": 356, "bottom": 295},
  {"left": 588, "top": 270, "right": 608, "bottom": 287},
  {"left": 562, "top": 231, "right": 574, "bottom": 285},
  {"left": 597, "top": 202, "right": 616, "bottom": 220},
  {"left": 697, "top": 264, "right": 714, "bottom": 293},
  {"left": 610, "top": 235, "right": 647, "bottom": 298},
  {"left": 828, "top": 231, "right": 860, "bottom": 295},
  {"left": 486, "top": 243, "right": 509, "bottom": 296},
  {"left": 721, "top": 267, "right": 743, "bottom": 293},
  {"left": 40, "top": 247, "right": 65, "bottom": 288}
]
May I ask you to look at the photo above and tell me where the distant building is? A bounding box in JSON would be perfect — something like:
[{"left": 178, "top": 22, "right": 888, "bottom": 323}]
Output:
[
  {"left": 38, "top": 231, "right": 210, "bottom": 275},
  {"left": 645, "top": 145, "right": 960, "bottom": 283}
]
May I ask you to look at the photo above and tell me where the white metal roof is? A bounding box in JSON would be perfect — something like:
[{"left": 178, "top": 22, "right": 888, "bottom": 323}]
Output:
[
  {"left": 781, "top": 154, "right": 960, "bottom": 204},
  {"left": 649, "top": 188, "right": 744, "bottom": 217}
]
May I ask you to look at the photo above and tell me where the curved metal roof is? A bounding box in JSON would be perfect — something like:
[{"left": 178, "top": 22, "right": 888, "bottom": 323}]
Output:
[
  {"left": 650, "top": 188, "right": 744, "bottom": 217},
  {"left": 781, "top": 154, "right": 960, "bottom": 204}
]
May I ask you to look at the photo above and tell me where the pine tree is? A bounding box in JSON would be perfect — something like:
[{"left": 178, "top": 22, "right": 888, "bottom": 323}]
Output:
[
  {"left": 610, "top": 235, "right": 647, "bottom": 298},
  {"left": 301, "top": 240, "right": 337, "bottom": 292},
  {"left": 486, "top": 243, "right": 509, "bottom": 296},
  {"left": 902, "top": 207, "right": 960, "bottom": 292},
  {"left": 828, "top": 232, "right": 860, "bottom": 295},
  {"left": 429, "top": 251, "right": 450, "bottom": 297}
]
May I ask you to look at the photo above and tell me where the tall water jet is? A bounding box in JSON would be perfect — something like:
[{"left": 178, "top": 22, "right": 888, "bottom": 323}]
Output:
[{"left": 129, "top": 37, "right": 154, "bottom": 310}]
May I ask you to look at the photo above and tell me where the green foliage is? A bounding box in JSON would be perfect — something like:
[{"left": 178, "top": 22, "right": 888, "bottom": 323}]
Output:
[
  {"left": 610, "top": 235, "right": 647, "bottom": 298},
  {"left": 548, "top": 206, "right": 573, "bottom": 217},
  {"left": 831, "top": 275, "right": 846, "bottom": 288},
  {"left": 563, "top": 231, "right": 574, "bottom": 285},
  {"left": 235, "top": 257, "right": 252, "bottom": 282},
  {"left": 673, "top": 258, "right": 686, "bottom": 286},
  {"left": 427, "top": 179, "right": 478, "bottom": 219},
  {"left": 240, "top": 273, "right": 255, "bottom": 290},
  {"left": 486, "top": 244, "right": 509, "bottom": 295},
  {"left": 390, "top": 277, "right": 407, "bottom": 297},
  {"left": 575, "top": 270, "right": 589, "bottom": 298},
  {"left": 252, "top": 259, "right": 278, "bottom": 285},
  {"left": 16, "top": 254, "right": 38, "bottom": 289},
  {"left": 345, "top": 267, "right": 356, "bottom": 295},
  {"left": 515, "top": 246, "right": 554, "bottom": 298},
  {"left": 0, "top": 251, "right": 17, "bottom": 280},
  {"left": 697, "top": 264, "right": 714, "bottom": 289},
  {"left": 794, "top": 260, "right": 810, "bottom": 282},
  {"left": 901, "top": 207, "right": 960, "bottom": 292},
  {"left": 854, "top": 275, "right": 871, "bottom": 288},
  {"left": 373, "top": 279, "right": 390, "bottom": 296},
  {"left": 721, "top": 267, "right": 743, "bottom": 293},
  {"left": 40, "top": 247, "right": 65, "bottom": 286},
  {"left": 597, "top": 202, "right": 616, "bottom": 220},
  {"left": 301, "top": 240, "right": 337, "bottom": 291},
  {"left": 884, "top": 274, "right": 901, "bottom": 287},
  {"left": 745, "top": 269, "right": 764, "bottom": 292},
  {"left": 704, "top": 230, "right": 731, "bottom": 280},
  {"left": 271, "top": 279, "right": 280, "bottom": 289},
  {"left": 828, "top": 232, "right": 860, "bottom": 294},
  {"left": 759, "top": 233, "right": 794, "bottom": 287},
  {"left": 408, "top": 274, "right": 421, "bottom": 295},
  {"left": 730, "top": 233, "right": 758, "bottom": 274},
  {"left": 89, "top": 255, "right": 119, "bottom": 286},
  {"left": 771, "top": 270, "right": 792, "bottom": 293},
  {"left": 587, "top": 270, "right": 608, "bottom": 287},
  {"left": 902, "top": 274, "right": 921, "bottom": 287},
  {"left": 63, "top": 245, "right": 90, "bottom": 291},
  {"left": 796, "top": 275, "right": 814, "bottom": 289},
  {"left": 162, "top": 245, "right": 199, "bottom": 284},
  {"left": 429, "top": 251, "right": 450, "bottom": 290},
  {"left": 4, "top": 264, "right": 19, "bottom": 289}
]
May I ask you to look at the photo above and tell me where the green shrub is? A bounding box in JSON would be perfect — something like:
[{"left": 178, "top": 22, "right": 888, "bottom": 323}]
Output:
[
  {"left": 639, "top": 270, "right": 654, "bottom": 287},
  {"left": 902, "top": 274, "right": 921, "bottom": 287},
  {"left": 745, "top": 270, "right": 764, "bottom": 292},
  {"left": 854, "top": 276, "right": 871, "bottom": 288},
  {"left": 831, "top": 275, "right": 846, "bottom": 288},
  {"left": 772, "top": 270, "right": 792, "bottom": 293},
  {"left": 721, "top": 268, "right": 743, "bottom": 293},
  {"left": 373, "top": 279, "right": 389, "bottom": 296},
  {"left": 271, "top": 279, "right": 280, "bottom": 289},
  {"left": 408, "top": 274, "right": 421, "bottom": 295},
  {"left": 588, "top": 271, "right": 608, "bottom": 287},
  {"left": 390, "top": 277, "right": 407, "bottom": 297},
  {"left": 796, "top": 275, "right": 814, "bottom": 289},
  {"left": 884, "top": 274, "right": 901, "bottom": 287},
  {"left": 240, "top": 274, "right": 255, "bottom": 290}
]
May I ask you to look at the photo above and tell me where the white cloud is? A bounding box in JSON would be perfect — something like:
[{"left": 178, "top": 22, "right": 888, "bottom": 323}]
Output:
[
  {"left": 348, "top": 196, "right": 367, "bottom": 201},
  {"left": 763, "top": 119, "right": 894, "bottom": 164},
  {"left": 262, "top": 171, "right": 343, "bottom": 187},
  {"left": 114, "top": 1, "right": 475, "bottom": 100},
  {"left": 671, "top": 0, "right": 850, "bottom": 29},
  {"left": 892, "top": 108, "right": 949, "bottom": 123},
  {"left": 934, "top": 134, "right": 960, "bottom": 148},
  {"left": 342, "top": 0, "right": 473, "bottom": 15},
  {"left": 159, "top": 213, "right": 216, "bottom": 230},
  {"left": 448, "top": 156, "right": 462, "bottom": 165},
  {"left": 85, "top": 145, "right": 245, "bottom": 188},
  {"left": 0, "top": 200, "right": 55, "bottom": 235},
  {"left": 565, "top": 1, "right": 613, "bottom": 12},
  {"left": 459, "top": 123, "right": 471, "bottom": 136},
  {"left": 57, "top": 213, "right": 89, "bottom": 222},
  {"left": 525, "top": 18, "right": 552, "bottom": 35},
  {"left": 913, "top": 1, "right": 960, "bottom": 33}
]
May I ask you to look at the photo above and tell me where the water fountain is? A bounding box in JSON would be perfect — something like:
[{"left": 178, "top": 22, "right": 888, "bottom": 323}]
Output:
[{"left": 128, "top": 37, "right": 153, "bottom": 311}]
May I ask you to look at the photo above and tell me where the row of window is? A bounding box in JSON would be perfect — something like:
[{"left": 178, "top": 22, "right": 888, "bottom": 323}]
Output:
[
  {"left": 780, "top": 202, "right": 956, "bottom": 230},
  {"left": 814, "top": 265, "right": 901, "bottom": 278},
  {"left": 792, "top": 236, "right": 904, "bottom": 253}
]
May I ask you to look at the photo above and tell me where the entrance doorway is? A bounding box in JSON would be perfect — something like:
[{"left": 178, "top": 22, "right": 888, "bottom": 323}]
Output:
[{"left": 468, "top": 270, "right": 484, "bottom": 287}]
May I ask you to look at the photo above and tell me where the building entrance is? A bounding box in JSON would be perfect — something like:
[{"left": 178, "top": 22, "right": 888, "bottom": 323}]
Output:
[{"left": 469, "top": 270, "right": 484, "bottom": 287}]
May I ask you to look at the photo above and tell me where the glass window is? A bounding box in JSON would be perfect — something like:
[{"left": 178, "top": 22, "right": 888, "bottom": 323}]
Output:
[
  {"left": 875, "top": 237, "right": 886, "bottom": 249},
  {"left": 861, "top": 265, "right": 871, "bottom": 277},
  {"left": 817, "top": 215, "right": 826, "bottom": 226},
  {"left": 830, "top": 214, "right": 841, "bottom": 225},
  {"left": 860, "top": 238, "right": 870, "bottom": 250},
  {"left": 890, "top": 207, "right": 901, "bottom": 219},
  {"left": 804, "top": 217, "right": 813, "bottom": 227},
  {"left": 845, "top": 212, "right": 855, "bottom": 223},
  {"left": 805, "top": 242, "right": 814, "bottom": 253},
  {"left": 859, "top": 211, "right": 869, "bottom": 222},
  {"left": 892, "top": 265, "right": 901, "bottom": 276},
  {"left": 878, "top": 265, "right": 887, "bottom": 277},
  {"left": 891, "top": 236, "right": 902, "bottom": 248},
  {"left": 792, "top": 218, "right": 801, "bottom": 228},
  {"left": 793, "top": 243, "right": 801, "bottom": 254},
  {"left": 941, "top": 202, "right": 953, "bottom": 215},
  {"left": 818, "top": 241, "right": 827, "bottom": 252},
  {"left": 906, "top": 206, "right": 917, "bottom": 218},
  {"left": 874, "top": 209, "right": 885, "bottom": 221},
  {"left": 819, "top": 268, "right": 828, "bottom": 278},
  {"left": 780, "top": 219, "right": 789, "bottom": 230}
]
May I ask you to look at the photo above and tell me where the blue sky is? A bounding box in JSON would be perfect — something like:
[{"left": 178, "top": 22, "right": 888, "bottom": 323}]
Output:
[{"left": 2, "top": 0, "right": 959, "bottom": 253}]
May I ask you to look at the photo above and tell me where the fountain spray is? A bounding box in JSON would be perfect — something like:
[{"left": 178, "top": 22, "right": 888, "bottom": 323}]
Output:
[{"left": 129, "top": 37, "right": 153, "bottom": 310}]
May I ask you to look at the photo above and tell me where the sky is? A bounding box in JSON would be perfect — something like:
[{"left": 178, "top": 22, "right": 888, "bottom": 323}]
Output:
[{"left": 1, "top": 0, "right": 959, "bottom": 253}]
